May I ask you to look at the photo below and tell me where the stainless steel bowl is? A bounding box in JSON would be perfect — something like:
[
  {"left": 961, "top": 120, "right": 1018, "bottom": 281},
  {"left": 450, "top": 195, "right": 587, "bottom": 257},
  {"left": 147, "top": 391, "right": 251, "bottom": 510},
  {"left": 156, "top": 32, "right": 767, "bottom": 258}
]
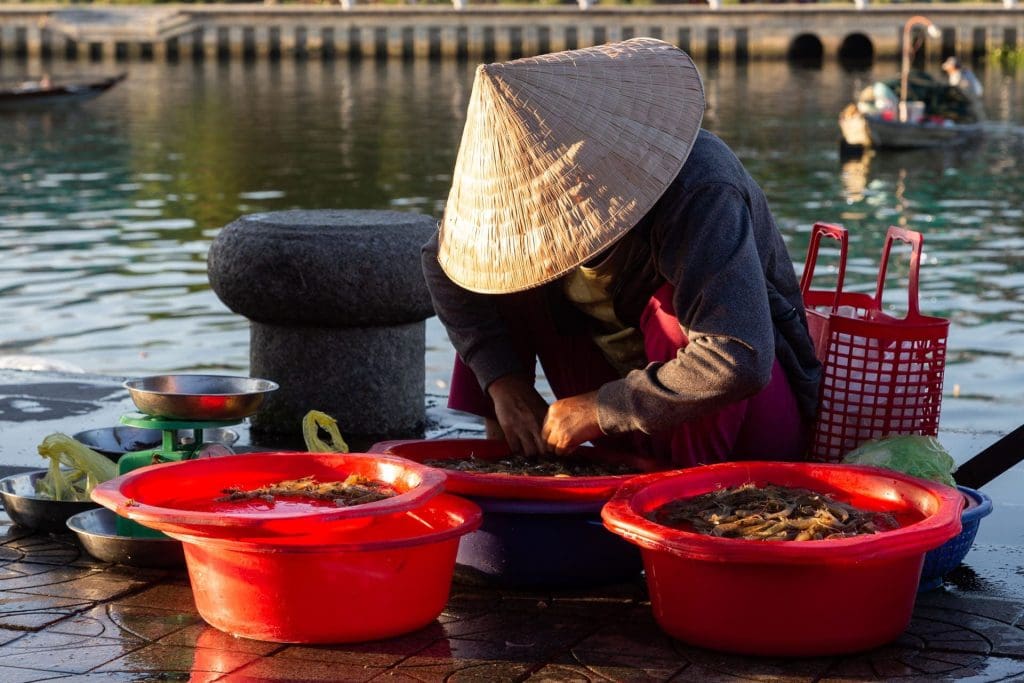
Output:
[
  {"left": 123, "top": 374, "right": 278, "bottom": 421},
  {"left": 0, "top": 470, "right": 99, "bottom": 533},
  {"left": 66, "top": 507, "right": 184, "bottom": 568}
]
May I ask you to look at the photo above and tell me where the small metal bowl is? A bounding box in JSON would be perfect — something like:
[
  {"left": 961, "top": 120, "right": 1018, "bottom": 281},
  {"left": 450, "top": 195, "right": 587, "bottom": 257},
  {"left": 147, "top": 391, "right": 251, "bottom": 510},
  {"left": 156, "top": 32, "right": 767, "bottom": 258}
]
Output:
[
  {"left": 66, "top": 507, "right": 184, "bottom": 568},
  {"left": 123, "top": 374, "right": 278, "bottom": 421},
  {"left": 72, "top": 426, "right": 240, "bottom": 463},
  {"left": 0, "top": 470, "right": 99, "bottom": 533}
]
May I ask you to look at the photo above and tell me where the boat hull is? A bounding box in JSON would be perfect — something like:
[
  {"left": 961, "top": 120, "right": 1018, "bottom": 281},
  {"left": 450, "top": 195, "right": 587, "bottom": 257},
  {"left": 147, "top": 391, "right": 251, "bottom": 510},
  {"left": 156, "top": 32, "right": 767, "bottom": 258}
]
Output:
[
  {"left": 0, "top": 73, "right": 127, "bottom": 109},
  {"left": 840, "top": 109, "right": 982, "bottom": 150}
]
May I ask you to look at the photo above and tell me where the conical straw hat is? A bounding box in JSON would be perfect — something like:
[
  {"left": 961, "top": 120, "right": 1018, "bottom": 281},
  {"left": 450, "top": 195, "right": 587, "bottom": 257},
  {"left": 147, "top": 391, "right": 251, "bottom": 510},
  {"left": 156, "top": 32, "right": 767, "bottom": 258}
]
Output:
[{"left": 438, "top": 37, "right": 705, "bottom": 294}]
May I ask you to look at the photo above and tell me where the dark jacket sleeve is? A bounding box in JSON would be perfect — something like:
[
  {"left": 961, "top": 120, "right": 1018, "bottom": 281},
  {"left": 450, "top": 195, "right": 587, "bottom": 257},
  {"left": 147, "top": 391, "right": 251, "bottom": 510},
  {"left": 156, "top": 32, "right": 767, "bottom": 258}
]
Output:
[
  {"left": 596, "top": 183, "right": 776, "bottom": 435},
  {"left": 421, "top": 231, "right": 527, "bottom": 391}
]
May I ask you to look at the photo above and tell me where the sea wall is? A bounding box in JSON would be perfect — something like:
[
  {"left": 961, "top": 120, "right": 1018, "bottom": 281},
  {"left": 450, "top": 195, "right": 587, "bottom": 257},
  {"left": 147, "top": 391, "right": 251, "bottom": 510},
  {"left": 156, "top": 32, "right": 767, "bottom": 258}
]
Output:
[{"left": 0, "top": 4, "right": 1021, "bottom": 62}]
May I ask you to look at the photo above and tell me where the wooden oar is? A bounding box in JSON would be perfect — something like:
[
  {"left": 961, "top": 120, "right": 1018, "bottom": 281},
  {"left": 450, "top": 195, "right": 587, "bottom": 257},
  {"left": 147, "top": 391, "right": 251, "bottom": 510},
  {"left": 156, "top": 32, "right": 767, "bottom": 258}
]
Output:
[{"left": 953, "top": 423, "right": 1024, "bottom": 489}]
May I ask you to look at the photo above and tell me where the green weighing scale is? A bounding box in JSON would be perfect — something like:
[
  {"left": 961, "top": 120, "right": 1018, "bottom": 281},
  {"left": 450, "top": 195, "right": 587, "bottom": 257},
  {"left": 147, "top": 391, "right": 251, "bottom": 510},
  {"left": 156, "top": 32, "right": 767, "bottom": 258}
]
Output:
[
  {"left": 115, "top": 413, "right": 243, "bottom": 538},
  {"left": 115, "top": 374, "right": 279, "bottom": 538}
]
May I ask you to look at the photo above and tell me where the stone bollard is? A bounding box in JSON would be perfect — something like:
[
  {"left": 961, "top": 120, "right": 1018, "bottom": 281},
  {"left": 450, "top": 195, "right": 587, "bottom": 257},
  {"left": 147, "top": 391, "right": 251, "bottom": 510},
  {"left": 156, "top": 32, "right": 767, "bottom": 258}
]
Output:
[{"left": 207, "top": 209, "right": 437, "bottom": 444}]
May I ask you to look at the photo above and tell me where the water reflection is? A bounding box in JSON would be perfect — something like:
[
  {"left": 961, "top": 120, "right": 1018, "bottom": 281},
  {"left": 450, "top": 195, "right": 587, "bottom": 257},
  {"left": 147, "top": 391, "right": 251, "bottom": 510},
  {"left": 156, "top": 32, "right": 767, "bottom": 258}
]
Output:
[
  {"left": 839, "top": 145, "right": 979, "bottom": 213},
  {"left": 839, "top": 150, "right": 873, "bottom": 203}
]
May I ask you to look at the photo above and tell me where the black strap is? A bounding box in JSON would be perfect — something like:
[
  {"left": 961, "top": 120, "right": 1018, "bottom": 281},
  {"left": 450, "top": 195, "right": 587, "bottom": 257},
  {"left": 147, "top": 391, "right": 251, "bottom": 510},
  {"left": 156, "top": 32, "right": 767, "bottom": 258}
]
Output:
[{"left": 954, "top": 423, "right": 1024, "bottom": 489}]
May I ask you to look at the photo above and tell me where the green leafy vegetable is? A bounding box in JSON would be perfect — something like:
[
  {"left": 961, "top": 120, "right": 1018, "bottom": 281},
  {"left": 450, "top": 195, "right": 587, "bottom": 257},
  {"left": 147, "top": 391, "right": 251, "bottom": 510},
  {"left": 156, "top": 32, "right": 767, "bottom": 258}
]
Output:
[
  {"left": 842, "top": 435, "right": 957, "bottom": 486},
  {"left": 35, "top": 433, "right": 118, "bottom": 501}
]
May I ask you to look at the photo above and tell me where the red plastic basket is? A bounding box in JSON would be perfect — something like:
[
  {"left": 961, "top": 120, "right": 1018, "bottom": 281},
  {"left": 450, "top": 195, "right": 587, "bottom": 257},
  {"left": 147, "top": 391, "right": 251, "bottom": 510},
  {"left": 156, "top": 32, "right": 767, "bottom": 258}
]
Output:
[{"left": 800, "top": 223, "right": 949, "bottom": 463}]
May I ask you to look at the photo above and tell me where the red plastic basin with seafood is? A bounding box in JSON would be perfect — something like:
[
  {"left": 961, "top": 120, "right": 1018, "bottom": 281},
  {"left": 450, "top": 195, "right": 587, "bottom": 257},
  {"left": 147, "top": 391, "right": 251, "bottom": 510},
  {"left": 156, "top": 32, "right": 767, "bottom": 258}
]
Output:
[
  {"left": 169, "top": 493, "right": 482, "bottom": 643},
  {"left": 601, "top": 461, "right": 963, "bottom": 656},
  {"left": 370, "top": 438, "right": 651, "bottom": 586},
  {"left": 90, "top": 452, "right": 447, "bottom": 537},
  {"left": 369, "top": 438, "right": 659, "bottom": 502}
]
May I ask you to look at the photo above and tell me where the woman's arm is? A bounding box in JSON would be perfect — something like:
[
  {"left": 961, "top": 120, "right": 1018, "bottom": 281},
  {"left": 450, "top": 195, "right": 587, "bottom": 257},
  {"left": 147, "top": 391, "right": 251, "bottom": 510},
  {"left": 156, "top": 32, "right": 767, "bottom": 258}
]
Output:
[
  {"left": 422, "top": 231, "right": 550, "bottom": 455},
  {"left": 596, "top": 183, "right": 776, "bottom": 435},
  {"left": 422, "top": 231, "right": 524, "bottom": 390}
]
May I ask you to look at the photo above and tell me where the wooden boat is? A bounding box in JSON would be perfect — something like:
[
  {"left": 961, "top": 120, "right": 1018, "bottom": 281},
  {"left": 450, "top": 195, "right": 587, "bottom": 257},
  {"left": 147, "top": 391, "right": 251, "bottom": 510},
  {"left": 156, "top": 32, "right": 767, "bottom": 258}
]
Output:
[
  {"left": 0, "top": 73, "right": 127, "bottom": 108},
  {"left": 839, "top": 15, "right": 983, "bottom": 152},
  {"left": 839, "top": 105, "right": 983, "bottom": 150}
]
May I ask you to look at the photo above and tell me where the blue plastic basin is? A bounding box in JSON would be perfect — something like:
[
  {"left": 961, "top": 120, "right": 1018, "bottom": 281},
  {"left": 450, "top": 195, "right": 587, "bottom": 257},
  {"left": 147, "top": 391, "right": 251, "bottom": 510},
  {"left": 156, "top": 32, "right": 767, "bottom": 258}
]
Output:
[
  {"left": 919, "top": 485, "right": 993, "bottom": 592},
  {"left": 455, "top": 496, "right": 642, "bottom": 588}
]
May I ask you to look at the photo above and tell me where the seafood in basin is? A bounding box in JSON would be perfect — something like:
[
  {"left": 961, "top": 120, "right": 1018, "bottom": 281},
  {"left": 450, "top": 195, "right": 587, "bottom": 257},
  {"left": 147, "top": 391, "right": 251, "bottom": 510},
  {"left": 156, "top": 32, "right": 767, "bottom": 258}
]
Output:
[
  {"left": 218, "top": 474, "right": 396, "bottom": 507},
  {"left": 424, "top": 453, "right": 641, "bottom": 477},
  {"left": 650, "top": 483, "right": 900, "bottom": 541}
]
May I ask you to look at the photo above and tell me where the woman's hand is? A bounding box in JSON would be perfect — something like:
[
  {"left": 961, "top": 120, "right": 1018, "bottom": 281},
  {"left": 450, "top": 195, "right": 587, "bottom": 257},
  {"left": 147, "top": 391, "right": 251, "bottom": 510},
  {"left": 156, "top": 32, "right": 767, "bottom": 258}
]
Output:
[
  {"left": 487, "top": 374, "right": 550, "bottom": 457},
  {"left": 542, "top": 390, "right": 603, "bottom": 455}
]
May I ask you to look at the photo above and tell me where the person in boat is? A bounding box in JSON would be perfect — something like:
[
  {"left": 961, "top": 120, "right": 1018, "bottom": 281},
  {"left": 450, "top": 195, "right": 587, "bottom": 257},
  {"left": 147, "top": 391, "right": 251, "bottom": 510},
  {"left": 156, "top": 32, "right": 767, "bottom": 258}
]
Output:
[
  {"left": 854, "top": 81, "right": 899, "bottom": 118},
  {"left": 942, "top": 57, "right": 984, "bottom": 120},
  {"left": 15, "top": 73, "right": 52, "bottom": 92},
  {"left": 421, "top": 38, "right": 821, "bottom": 468},
  {"left": 942, "top": 57, "right": 983, "bottom": 99}
]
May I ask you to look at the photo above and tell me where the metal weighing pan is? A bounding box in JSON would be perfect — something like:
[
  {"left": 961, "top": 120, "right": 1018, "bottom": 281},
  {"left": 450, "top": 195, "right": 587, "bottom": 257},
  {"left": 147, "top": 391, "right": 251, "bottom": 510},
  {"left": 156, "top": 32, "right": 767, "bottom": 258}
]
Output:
[
  {"left": 66, "top": 507, "right": 185, "bottom": 569},
  {"left": 123, "top": 374, "right": 278, "bottom": 421},
  {"left": 0, "top": 470, "right": 99, "bottom": 533}
]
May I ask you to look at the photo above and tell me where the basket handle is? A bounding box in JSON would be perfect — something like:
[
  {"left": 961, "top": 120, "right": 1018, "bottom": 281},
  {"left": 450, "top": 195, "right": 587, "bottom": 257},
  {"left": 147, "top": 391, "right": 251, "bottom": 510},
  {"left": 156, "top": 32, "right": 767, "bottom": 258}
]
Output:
[
  {"left": 874, "top": 226, "right": 923, "bottom": 318},
  {"left": 799, "top": 221, "right": 848, "bottom": 313}
]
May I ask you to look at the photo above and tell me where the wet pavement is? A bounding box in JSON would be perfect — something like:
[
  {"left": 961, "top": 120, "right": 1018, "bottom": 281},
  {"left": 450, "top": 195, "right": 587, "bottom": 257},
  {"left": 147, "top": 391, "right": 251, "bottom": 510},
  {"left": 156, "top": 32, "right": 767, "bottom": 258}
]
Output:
[{"left": 3, "top": 369, "right": 1024, "bottom": 682}]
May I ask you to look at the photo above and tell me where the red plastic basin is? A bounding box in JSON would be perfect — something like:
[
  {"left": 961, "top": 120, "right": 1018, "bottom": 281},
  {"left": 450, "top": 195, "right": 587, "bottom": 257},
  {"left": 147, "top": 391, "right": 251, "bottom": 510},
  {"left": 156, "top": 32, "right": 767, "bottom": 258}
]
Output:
[
  {"left": 370, "top": 438, "right": 659, "bottom": 502},
  {"left": 167, "top": 493, "right": 482, "bottom": 643},
  {"left": 91, "top": 452, "right": 447, "bottom": 537},
  {"left": 601, "top": 461, "right": 963, "bottom": 657}
]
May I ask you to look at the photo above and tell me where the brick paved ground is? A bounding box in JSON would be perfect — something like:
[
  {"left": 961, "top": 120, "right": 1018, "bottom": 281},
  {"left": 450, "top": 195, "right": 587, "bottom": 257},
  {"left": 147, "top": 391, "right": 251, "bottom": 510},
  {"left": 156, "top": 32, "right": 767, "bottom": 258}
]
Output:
[{"left": 3, "top": 370, "right": 1024, "bottom": 682}]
